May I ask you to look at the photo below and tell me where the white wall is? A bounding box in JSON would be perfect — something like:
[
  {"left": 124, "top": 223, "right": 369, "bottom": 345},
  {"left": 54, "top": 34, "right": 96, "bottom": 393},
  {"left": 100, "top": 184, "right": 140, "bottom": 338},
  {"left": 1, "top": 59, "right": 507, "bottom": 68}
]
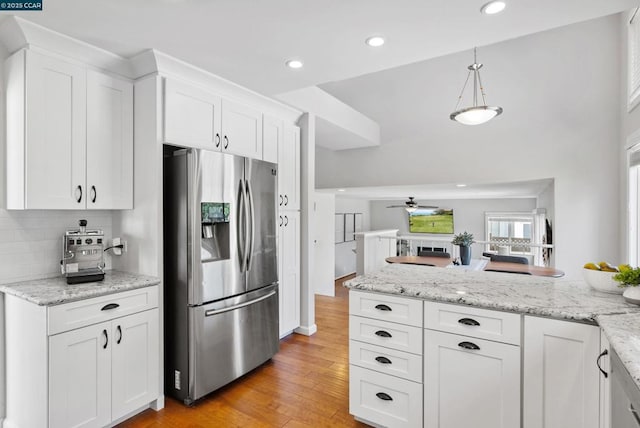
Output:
[
  {"left": 314, "top": 193, "right": 335, "bottom": 295},
  {"left": 316, "top": 16, "right": 622, "bottom": 278},
  {"left": 334, "top": 196, "right": 371, "bottom": 278}
]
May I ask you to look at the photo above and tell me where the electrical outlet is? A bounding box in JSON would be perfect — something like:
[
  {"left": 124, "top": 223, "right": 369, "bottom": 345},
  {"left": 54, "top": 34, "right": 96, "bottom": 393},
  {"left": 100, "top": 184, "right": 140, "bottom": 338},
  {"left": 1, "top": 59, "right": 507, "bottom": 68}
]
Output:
[
  {"left": 174, "top": 370, "right": 181, "bottom": 390},
  {"left": 112, "top": 237, "right": 122, "bottom": 256}
]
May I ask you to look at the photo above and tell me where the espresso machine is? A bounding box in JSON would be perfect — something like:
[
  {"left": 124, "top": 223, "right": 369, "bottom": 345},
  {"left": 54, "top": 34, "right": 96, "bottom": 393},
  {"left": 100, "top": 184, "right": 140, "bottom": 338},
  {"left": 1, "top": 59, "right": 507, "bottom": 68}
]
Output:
[{"left": 61, "top": 219, "right": 105, "bottom": 284}]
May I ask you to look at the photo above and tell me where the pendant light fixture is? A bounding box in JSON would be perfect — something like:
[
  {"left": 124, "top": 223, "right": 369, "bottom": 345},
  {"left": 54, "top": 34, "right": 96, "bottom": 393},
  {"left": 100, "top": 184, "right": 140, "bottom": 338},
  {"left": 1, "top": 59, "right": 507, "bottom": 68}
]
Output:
[{"left": 450, "top": 47, "right": 503, "bottom": 125}]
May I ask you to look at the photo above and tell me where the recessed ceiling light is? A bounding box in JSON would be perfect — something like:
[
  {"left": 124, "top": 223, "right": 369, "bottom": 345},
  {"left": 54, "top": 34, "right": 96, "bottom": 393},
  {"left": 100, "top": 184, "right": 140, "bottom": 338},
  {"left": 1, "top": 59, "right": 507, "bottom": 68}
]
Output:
[
  {"left": 337, "top": 189, "right": 346, "bottom": 192},
  {"left": 456, "top": 184, "right": 467, "bottom": 188},
  {"left": 480, "top": 1, "right": 506, "bottom": 15},
  {"left": 285, "top": 59, "right": 304, "bottom": 69},
  {"left": 365, "top": 36, "right": 385, "bottom": 47}
]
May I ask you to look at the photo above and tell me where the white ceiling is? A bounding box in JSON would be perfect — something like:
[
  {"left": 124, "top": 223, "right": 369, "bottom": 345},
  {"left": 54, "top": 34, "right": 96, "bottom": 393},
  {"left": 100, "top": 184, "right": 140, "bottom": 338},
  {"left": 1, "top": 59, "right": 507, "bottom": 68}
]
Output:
[
  {"left": 8, "top": 0, "right": 637, "bottom": 95},
  {"left": 319, "top": 178, "right": 553, "bottom": 201}
]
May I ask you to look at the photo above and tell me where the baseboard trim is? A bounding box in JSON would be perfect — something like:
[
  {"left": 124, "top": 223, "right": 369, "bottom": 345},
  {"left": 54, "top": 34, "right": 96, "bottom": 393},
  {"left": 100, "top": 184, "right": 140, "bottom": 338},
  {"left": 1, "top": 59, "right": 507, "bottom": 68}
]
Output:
[{"left": 294, "top": 324, "right": 318, "bottom": 336}]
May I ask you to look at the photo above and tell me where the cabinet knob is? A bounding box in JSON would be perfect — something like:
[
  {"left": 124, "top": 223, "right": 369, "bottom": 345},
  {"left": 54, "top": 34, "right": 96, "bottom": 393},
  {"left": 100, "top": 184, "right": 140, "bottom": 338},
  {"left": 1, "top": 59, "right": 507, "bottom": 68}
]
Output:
[
  {"left": 458, "top": 318, "right": 480, "bottom": 327},
  {"left": 375, "top": 356, "right": 392, "bottom": 364},
  {"left": 75, "top": 185, "right": 83, "bottom": 203},
  {"left": 374, "top": 330, "right": 392, "bottom": 338},
  {"left": 223, "top": 135, "right": 229, "bottom": 149},
  {"left": 376, "top": 392, "right": 393, "bottom": 401},
  {"left": 90, "top": 185, "right": 97, "bottom": 203},
  {"left": 215, "top": 133, "right": 221, "bottom": 148},
  {"left": 458, "top": 341, "right": 480, "bottom": 351}
]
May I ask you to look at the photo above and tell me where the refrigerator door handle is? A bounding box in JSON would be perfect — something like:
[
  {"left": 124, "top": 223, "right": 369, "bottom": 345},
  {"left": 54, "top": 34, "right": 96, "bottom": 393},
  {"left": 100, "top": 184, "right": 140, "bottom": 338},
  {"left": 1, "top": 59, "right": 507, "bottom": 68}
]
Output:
[
  {"left": 237, "top": 178, "right": 246, "bottom": 272},
  {"left": 204, "top": 290, "right": 277, "bottom": 317},
  {"left": 245, "top": 178, "right": 256, "bottom": 272}
]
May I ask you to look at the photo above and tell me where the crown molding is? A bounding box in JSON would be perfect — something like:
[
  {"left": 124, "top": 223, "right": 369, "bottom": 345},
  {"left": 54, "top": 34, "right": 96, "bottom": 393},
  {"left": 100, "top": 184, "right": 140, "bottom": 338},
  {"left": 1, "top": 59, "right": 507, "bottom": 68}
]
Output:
[
  {"left": 130, "top": 48, "right": 302, "bottom": 123},
  {"left": 0, "top": 15, "right": 135, "bottom": 78}
]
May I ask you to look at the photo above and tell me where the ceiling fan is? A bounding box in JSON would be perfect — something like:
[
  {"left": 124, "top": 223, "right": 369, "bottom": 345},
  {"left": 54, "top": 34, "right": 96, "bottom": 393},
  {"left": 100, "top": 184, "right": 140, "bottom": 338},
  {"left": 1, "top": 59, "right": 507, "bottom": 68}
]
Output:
[{"left": 386, "top": 197, "right": 437, "bottom": 213}]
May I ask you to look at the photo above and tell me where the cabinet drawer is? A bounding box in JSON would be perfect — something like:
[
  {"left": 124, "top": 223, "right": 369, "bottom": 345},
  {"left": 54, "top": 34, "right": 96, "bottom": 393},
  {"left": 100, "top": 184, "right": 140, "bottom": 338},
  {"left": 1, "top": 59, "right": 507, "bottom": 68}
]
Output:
[
  {"left": 350, "top": 290, "right": 423, "bottom": 327},
  {"left": 424, "top": 301, "right": 521, "bottom": 345},
  {"left": 349, "top": 365, "right": 422, "bottom": 428},
  {"left": 48, "top": 286, "right": 158, "bottom": 335},
  {"left": 350, "top": 315, "right": 422, "bottom": 355},
  {"left": 349, "top": 340, "right": 422, "bottom": 383}
]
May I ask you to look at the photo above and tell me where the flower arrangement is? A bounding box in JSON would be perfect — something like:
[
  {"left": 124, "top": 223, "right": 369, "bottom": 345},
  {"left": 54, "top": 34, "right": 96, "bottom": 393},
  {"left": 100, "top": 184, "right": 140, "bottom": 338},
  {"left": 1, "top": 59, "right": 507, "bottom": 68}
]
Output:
[{"left": 452, "top": 231, "right": 474, "bottom": 247}]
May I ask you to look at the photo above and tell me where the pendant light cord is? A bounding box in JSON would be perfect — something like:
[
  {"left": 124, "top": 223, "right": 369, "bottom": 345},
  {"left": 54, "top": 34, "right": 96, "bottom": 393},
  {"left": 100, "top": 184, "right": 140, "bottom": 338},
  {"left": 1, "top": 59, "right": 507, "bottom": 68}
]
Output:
[
  {"left": 454, "top": 47, "right": 489, "bottom": 110},
  {"left": 454, "top": 70, "right": 472, "bottom": 111}
]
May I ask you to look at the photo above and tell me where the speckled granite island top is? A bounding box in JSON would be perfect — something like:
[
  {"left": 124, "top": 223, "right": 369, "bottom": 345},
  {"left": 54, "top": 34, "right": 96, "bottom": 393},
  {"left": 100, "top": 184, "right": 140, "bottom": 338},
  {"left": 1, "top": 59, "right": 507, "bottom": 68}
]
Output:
[
  {"left": 344, "top": 264, "right": 640, "bottom": 323},
  {"left": 0, "top": 270, "right": 160, "bottom": 306},
  {"left": 597, "top": 313, "right": 640, "bottom": 392}
]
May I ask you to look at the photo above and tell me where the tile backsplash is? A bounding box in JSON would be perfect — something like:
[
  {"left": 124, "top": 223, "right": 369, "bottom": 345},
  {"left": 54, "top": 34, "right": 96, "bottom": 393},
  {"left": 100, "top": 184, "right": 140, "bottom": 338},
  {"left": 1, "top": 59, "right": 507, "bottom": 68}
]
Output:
[{"left": 0, "top": 209, "right": 113, "bottom": 284}]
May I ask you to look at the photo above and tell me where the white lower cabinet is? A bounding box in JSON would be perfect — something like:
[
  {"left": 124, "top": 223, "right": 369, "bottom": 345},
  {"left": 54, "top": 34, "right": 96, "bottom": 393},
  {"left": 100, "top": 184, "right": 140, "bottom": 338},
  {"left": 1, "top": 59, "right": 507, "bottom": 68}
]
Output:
[
  {"left": 50, "top": 309, "right": 159, "bottom": 427},
  {"left": 350, "top": 365, "right": 423, "bottom": 428},
  {"left": 424, "top": 329, "right": 520, "bottom": 428},
  {"left": 523, "top": 315, "right": 601, "bottom": 428},
  {"left": 5, "top": 286, "right": 160, "bottom": 428}
]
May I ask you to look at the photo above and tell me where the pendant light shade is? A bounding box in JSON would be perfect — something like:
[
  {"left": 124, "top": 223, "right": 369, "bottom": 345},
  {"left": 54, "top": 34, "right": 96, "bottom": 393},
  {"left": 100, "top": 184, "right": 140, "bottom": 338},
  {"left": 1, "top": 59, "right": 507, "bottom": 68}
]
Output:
[{"left": 450, "top": 48, "right": 502, "bottom": 125}]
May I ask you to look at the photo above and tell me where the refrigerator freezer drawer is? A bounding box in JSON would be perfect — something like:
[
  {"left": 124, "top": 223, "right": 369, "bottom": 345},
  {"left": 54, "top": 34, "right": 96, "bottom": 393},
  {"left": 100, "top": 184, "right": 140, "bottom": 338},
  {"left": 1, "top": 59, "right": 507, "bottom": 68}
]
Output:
[{"left": 188, "top": 285, "right": 279, "bottom": 402}]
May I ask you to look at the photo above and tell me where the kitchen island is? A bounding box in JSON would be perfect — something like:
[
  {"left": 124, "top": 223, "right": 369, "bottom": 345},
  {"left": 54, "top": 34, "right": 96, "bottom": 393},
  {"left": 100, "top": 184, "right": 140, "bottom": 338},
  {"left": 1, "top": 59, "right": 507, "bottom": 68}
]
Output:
[{"left": 344, "top": 264, "right": 640, "bottom": 428}]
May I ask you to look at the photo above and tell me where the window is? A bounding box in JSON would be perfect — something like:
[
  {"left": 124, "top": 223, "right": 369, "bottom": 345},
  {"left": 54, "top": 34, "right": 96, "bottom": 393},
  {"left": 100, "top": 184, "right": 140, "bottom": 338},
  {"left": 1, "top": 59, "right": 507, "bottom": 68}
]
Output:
[
  {"left": 485, "top": 212, "right": 534, "bottom": 256},
  {"left": 627, "top": 132, "right": 640, "bottom": 266}
]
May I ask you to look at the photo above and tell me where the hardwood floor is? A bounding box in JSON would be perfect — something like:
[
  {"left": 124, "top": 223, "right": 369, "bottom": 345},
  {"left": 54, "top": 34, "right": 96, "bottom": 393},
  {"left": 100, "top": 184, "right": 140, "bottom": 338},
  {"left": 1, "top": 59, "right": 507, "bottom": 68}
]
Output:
[{"left": 118, "top": 275, "right": 367, "bottom": 428}]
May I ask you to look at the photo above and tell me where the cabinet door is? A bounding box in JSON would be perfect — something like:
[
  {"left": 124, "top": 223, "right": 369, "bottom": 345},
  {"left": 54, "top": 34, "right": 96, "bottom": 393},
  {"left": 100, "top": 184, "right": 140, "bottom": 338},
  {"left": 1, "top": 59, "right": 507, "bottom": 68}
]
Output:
[
  {"left": 86, "top": 70, "right": 133, "bottom": 209},
  {"left": 25, "top": 50, "right": 87, "bottom": 209},
  {"left": 49, "top": 321, "right": 111, "bottom": 428},
  {"left": 278, "top": 212, "right": 300, "bottom": 336},
  {"left": 262, "top": 115, "right": 282, "bottom": 163},
  {"left": 164, "top": 78, "right": 222, "bottom": 150},
  {"left": 111, "top": 309, "right": 160, "bottom": 421},
  {"left": 523, "top": 316, "right": 600, "bottom": 428},
  {"left": 599, "top": 332, "right": 611, "bottom": 428},
  {"left": 221, "top": 99, "right": 262, "bottom": 159},
  {"left": 424, "top": 329, "right": 520, "bottom": 428},
  {"left": 278, "top": 124, "right": 300, "bottom": 210}
]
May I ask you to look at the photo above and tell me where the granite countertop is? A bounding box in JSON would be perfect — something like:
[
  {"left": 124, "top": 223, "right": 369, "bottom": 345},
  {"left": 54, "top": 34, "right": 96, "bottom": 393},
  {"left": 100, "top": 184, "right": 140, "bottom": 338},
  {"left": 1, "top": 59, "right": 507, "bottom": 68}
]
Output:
[
  {"left": 597, "top": 313, "right": 640, "bottom": 391},
  {"left": 0, "top": 270, "right": 160, "bottom": 306},
  {"left": 344, "top": 264, "right": 640, "bottom": 323}
]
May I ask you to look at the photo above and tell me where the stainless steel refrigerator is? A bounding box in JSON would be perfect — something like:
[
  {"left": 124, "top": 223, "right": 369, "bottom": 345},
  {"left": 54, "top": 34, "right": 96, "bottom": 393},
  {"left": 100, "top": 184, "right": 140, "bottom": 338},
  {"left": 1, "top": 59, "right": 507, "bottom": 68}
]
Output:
[{"left": 163, "top": 146, "right": 279, "bottom": 405}]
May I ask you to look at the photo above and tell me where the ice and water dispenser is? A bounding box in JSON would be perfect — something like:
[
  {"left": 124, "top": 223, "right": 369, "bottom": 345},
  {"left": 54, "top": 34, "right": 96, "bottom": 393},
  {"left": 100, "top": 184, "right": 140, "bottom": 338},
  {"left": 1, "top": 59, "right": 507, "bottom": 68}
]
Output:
[{"left": 200, "top": 202, "right": 230, "bottom": 261}]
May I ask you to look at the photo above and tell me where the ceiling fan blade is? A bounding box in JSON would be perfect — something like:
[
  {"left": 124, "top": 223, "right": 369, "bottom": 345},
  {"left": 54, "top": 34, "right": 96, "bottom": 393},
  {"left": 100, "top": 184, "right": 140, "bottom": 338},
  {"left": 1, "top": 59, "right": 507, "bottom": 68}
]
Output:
[
  {"left": 416, "top": 205, "right": 438, "bottom": 209},
  {"left": 386, "top": 205, "right": 405, "bottom": 208}
]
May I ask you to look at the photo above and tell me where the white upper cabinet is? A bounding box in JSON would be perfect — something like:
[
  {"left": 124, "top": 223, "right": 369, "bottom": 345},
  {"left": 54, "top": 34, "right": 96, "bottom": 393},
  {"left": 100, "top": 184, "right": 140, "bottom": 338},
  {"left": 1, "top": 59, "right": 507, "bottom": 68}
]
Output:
[
  {"left": 86, "top": 70, "right": 134, "bottom": 209},
  {"left": 5, "top": 49, "right": 134, "bottom": 210},
  {"left": 278, "top": 124, "right": 300, "bottom": 211},
  {"left": 10, "top": 50, "right": 87, "bottom": 209},
  {"left": 221, "top": 98, "right": 263, "bottom": 159},
  {"left": 164, "top": 78, "right": 264, "bottom": 159},
  {"left": 262, "top": 115, "right": 282, "bottom": 164},
  {"left": 164, "top": 78, "right": 222, "bottom": 150}
]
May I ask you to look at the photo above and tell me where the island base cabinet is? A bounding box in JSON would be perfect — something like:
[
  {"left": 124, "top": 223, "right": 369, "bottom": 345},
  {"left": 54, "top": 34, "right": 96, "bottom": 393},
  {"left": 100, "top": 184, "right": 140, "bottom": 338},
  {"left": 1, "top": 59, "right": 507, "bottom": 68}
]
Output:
[
  {"left": 424, "top": 329, "right": 521, "bottom": 428},
  {"left": 349, "top": 365, "right": 423, "bottom": 428},
  {"left": 523, "top": 316, "right": 600, "bottom": 428}
]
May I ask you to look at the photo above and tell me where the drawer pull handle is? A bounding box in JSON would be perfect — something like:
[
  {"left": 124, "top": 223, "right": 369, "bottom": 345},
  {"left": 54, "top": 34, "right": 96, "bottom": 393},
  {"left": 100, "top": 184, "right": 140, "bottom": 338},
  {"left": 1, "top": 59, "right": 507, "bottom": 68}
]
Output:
[
  {"left": 458, "top": 341, "right": 480, "bottom": 351},
  {"left": 458, "top": 317, "right": 480, "bottom": 326},
  {"left": 596, "top": 349, "right": 608, "bottom": 378},
  {"left": 375, "top": 330, "right": 392, "bottom": 338},
  {"left": 101, "top": 303, "right": 120, "bottom": 311},
  {"left": 102, "top": 329, "right": 108, "bottom": 349},
  {"left": 375, "top": 356, "right": 392, "bottom": 364},
  {"left": 116, "top": 325, "right": 122, "bottom": 344},
  {"left": 374, "top": 304, "right": 392, "bottom": 311},
  {"left": 376, "top": 392, "right": 393, "bottom": 401}
]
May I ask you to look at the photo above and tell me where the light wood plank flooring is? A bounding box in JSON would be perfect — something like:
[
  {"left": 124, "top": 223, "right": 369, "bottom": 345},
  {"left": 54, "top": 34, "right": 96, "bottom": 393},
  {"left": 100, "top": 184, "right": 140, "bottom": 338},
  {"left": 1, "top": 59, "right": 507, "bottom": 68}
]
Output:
[{"left": 118, "top": 275, "right": 366, "bottom": 428}]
